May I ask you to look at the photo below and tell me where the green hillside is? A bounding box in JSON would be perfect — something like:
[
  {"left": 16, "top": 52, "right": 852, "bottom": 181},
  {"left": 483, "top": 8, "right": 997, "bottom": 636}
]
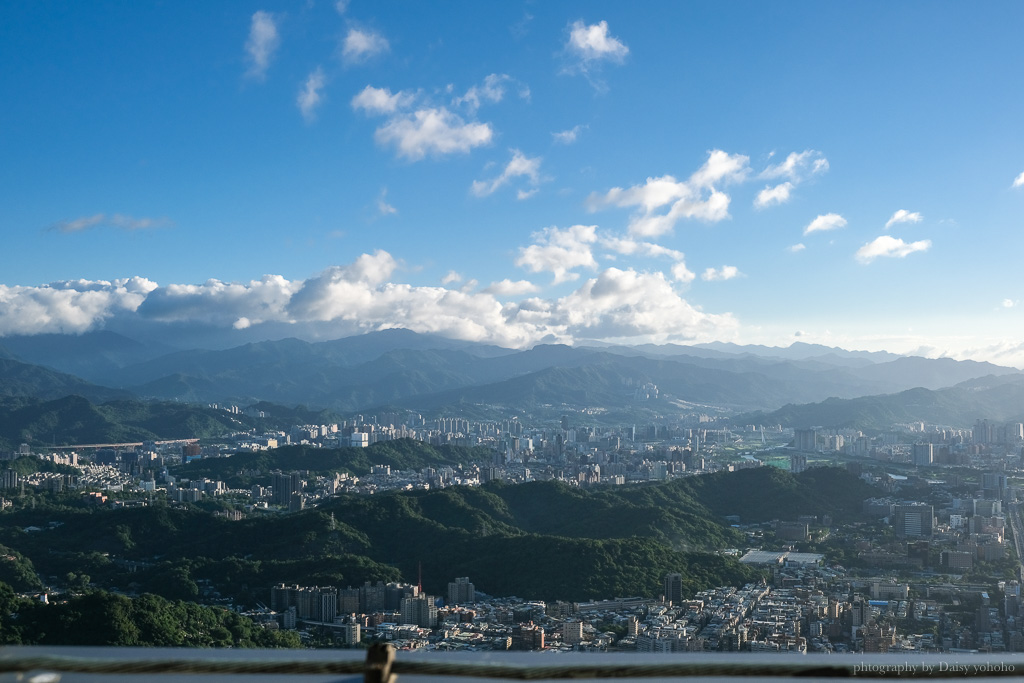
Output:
[
  {"left": 0, "top": 396, "right": 262, "bottom": 449},
  {"left": 741, "top": 376, "right": 1024, "bottom": 431},
  {"left": 0, "top": 358, "right": 128, "bottom": 403},
  {"left": 0, "top": 466, "right": 872, "bottom": 605},
  {"left": 0, "top": 587, "right": 300, "bottom": 647}
]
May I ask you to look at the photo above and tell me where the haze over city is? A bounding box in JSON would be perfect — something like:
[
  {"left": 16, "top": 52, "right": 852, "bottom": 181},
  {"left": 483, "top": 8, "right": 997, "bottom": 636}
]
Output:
[{"left": 3, "top": 2, "right": 1024, "bottom": 364}]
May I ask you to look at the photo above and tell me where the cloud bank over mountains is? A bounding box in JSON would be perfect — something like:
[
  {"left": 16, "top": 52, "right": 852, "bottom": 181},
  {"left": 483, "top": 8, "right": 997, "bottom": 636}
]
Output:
[{"left": 0, "top": 249, "right": 736, "bottom": 350}]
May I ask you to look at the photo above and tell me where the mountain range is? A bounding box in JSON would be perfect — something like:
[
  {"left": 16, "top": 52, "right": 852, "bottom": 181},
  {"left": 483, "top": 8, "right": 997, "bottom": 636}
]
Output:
[
  {"left": 0, "top": 329, "right": 1019, "bottom": 428},
  {"left": 739, "top": 373, "right": 1024, "bottom": 431}
]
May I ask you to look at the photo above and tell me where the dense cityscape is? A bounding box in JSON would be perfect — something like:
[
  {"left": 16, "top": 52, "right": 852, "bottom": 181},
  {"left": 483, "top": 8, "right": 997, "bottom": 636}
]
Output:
[{"left": 5, "top": 401, "right": 1024, "bottom": 656}]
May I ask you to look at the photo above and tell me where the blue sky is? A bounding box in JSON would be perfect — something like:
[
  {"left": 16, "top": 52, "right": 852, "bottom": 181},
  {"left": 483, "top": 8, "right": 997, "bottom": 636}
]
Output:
[{"left": 2, "top": 1, "right": 1023, "bottom": 363}]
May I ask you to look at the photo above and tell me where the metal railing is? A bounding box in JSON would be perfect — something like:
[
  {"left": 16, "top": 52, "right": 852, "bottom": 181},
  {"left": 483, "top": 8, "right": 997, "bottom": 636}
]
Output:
[{"left": 3, "top": 645, "right": 1024, "bottom": 681}]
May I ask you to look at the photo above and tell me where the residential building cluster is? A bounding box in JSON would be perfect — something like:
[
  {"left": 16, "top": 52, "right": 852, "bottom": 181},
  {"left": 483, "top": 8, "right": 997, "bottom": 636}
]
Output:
[{"left": 240, "top": 555, "right": 1024, "bottom": 655}]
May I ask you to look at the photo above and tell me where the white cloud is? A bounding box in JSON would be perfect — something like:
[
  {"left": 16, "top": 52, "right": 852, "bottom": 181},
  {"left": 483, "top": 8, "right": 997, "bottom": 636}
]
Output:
[
  {"left": 49, "top": 213, "right": 170, "bottom": 233},
  {"left": 753, "top": 150, "right": 828, "bottom": 207},
  {"left": 1002, "top": 299, "right": 1016, "bottom": 308},
  {"left": 111, "top": 215, "right": 166, "bottom": 230},
  {"left": 297, "top": 67, "right": 326, "bottom": 122},
  {"left": 562, "top": 20, "right": 629, "bottom": 90},
  {"left": 701, "top": 266, "right": 741, "bottom": 281},
  {"left": 471, "top": 150, "right": 542, "bottom": 197},
  {"left": 546, "top": 268, "right": 737, "bottom": 343},
  {"left": 588, "top": 150, "right": 750, "bottom": 236},
  {"left": 350, "top": 85, "right": 415, "bottom": 115},
  {"left": 938, "top": 339, "right": 1024, "bottom": 369},
  {"left": 377, "top": 188, "right": 397, "bottom": 215},
  {"left": 285, "top": 251, "right": 401, "bottom": 323},
  {"left": 754, "top": 182, "right": 793, "bottom": 209},
  {"left": 787, "top": 243, "right": 806, "bottom": 253},
  {"left": 515, "top": 224, "right": 599, "bottom": 284},
  {"left": 566, "top": 20, "right": 628, "bottom": 64},
  {"left": 521, "top": 227, "right": 695, "bottom": 286},
  {"left": 803, "top": 213, "right": 847, "bottom": 235},
  {"left": 375, "top": 107, "right": 492, "bottom": 160},
  {"left": 244, "top": 11, "right": 279, "bottom": 80},
  {"left": 483, "top": 279, "right": 540, "bottom": 296},
  {"left": 285, "top": 257, "right": 538, "bottom": 347},
  {"left": 0, "top": 253, "right": 741, "bottom": 349},
  {"left": 139, "top": 274, "right": 301, "bottom": 328},
  {"left": 885, "top": 209, "right": 923, "bottom": 229},
  {"left": 454, "top": 74, "right": 524, "bottom": 113},
  {"left": 342, "top": 28, "right": 389, "bottom": 64},
  {"left": 516, "top": 189, "right": 538, "bottom": 200},
  {"left": 552, "top": 125, "right": 586, "bottom": 145},
  {"left": 598, "top": 235, "right": 684, "bottom": 262},
  {"left": 761, "top": 150, "right": 829, "bottom": 181},
  {"left": 671, "top": 262, "right": 696, "bottom": 284},
  {"left": 334, "top": 0, "right": 349, "bottom": 14},
  {"left": 52, "top": 214, "right": 105, "bottom": 232},
  {"left": 855, "top": 235, "right": 931, "bottom": 263},
  {"left": 0, "top": 277, "right": 157, "bottom": 335},
  {"left": 336, "top": 250, "right": 400, "bottom": 285},
  {"left": 353, "top": 78, "right": 516, "bottom": 161},
  {"left": 1013, "top": 171, "right": 1024, "bottom": 188},
  {"left": 441, "top": 271, "right": 462, "bottom": 285},
  {"left": 690, "top": 150, "right": 751, "bottom": 188}
]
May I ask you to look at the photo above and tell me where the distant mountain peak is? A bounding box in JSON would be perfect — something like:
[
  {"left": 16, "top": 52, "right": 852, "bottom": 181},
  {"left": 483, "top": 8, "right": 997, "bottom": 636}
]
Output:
[{"left": 692, "top": 340, "right": 903, "bottom": 362}]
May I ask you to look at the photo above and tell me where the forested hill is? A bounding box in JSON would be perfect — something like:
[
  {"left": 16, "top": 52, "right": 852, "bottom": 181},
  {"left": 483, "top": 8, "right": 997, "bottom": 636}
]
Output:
[
  {"left": 0, "top": 466, "right": 875, "bottom": 605},
  {"left": 0, "top": 358, "right": 129, "bottom": 403},
  {"left": 738, "top": 375, "right": 1024, "bottom": 431},
  {"left": 0, "top": 586, "right": 301, "bottom": 648},
  {"left": 0, "top": 395, "right": 263, "bottom": 450}
]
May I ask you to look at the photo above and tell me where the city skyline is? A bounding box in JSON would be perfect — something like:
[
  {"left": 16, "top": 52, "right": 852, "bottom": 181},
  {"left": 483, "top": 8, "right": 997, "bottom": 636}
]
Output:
[{"left": 3, "top": 2, "right": 1024, "bottom": 364}]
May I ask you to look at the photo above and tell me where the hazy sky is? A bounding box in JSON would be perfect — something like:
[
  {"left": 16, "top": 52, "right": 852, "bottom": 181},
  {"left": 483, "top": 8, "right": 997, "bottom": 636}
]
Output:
[{"left": 2, "top": 2, "right": 1024, "bottom": 363}]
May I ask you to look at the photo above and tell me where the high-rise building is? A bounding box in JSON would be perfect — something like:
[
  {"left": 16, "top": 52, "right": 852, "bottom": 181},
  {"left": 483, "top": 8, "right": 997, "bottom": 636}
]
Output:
[
  {"left": 663, "top": 573, "right": 683, "bottom": 605},
  {"left": 271, "top": 584, "right": 299, "bottom": 612},
  {"left": 295, "top": 587, "right": 337, "bottom": 622},
  {"left": 861, "top": 622, "right": 895, "bottom": 653},
  {"left": 385, "top": 582, "right": 418, "bottom": 610},
  {"left": 271, "top": 471, "right": 302, "bottom": 506},
  {"left": 893, "top": 503, "right": 934, "bottom": 538},
  {"left": 982, "top": 472, "right": 1008, "bottom": 501},
  {"left": 793, "top": 429, "right": 817, "bottom": 452},
  {"left": 343, "top": 619, "right": 361, "bottom": 645},
  {"left": 359, "top": 581, "right": 386, "bottom": 613},
  {"left": 271, "top": 584, "right": 337, "bottom": 623},
  {"left": 400, "top": 594, "right": 438, "bottom": 628},
  {"left": 912, "top": 444, "right": 933, "bottom": 466},
  {"left": 511, "top": 623, "right": 545, "bottom": 650},
  {"left": 339, "top": 587, "right": 360, "bottom": 614},
  {"left": 974, "top": 419, "right": 995, "bottom": 444},
  {"left": 1005, "top": 581, "right": 1021, "bottom": 618},
  {"left": 1, "top": 469, "right": 18, "bottom": 490},
  {"left": 562, "top": 620, "right": 583, "bottom": 646},
  {"left": 447, "top": 577, "right": 475, "bottom": 605}
]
